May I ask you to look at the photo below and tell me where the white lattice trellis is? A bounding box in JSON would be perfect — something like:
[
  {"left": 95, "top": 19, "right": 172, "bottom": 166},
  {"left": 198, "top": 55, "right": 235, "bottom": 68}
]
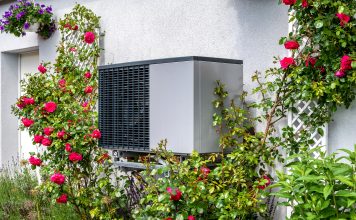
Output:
[{"left": 288, "top": 101, "right": 328, "bottom": 153}]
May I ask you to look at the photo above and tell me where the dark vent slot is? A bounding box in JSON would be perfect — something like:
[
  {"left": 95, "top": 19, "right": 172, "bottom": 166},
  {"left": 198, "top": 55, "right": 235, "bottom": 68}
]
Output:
[{"left": 99, "top": 64, "right": 149, "bottom": 151}]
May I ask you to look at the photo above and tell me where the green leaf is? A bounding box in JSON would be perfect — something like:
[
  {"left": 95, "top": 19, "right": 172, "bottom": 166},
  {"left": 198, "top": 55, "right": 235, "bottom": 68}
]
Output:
[
  {"left": 323, "top": 184, "right": 333, "bottom": 200},
  {"left": 335, "top": 190, "right": 356, "bottom": 198},
  {"left": 317, "top": 128, "right": 324, "bottom": 136},
  {"left": 335, "top": 176, "right": 354, "bottom": 187},
  {"left": 315, "top": 20, "right": 324, "bottom": 29},
  {"left": 297, "top": 175, "right": 324, "bottom": 182}
]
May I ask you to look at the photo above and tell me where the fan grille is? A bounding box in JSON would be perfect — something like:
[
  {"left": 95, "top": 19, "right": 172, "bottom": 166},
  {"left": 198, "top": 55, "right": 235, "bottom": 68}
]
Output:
[{"left": 99, "top": 64, "right": 149, "bottom": 151}]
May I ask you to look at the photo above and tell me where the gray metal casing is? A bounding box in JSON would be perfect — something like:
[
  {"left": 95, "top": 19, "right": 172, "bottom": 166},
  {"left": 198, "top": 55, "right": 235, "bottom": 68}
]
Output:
[{"left": 149, "top": 60, "right": 243, "bottom": 154}]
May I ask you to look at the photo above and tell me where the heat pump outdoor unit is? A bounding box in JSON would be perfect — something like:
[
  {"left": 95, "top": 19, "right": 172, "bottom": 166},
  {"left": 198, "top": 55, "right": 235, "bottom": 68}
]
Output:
[{"left": 99, "top": 56, "right": 243, "bottom": 154}]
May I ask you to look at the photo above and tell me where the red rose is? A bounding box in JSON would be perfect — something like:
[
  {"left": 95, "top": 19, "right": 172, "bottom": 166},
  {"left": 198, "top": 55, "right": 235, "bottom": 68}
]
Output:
[
  {"left": 166, "top": 187, "right": 182, "bottom": 201},
  {"left": 201, "top": 167, "right": 211, "bottom": 178},
  {"left": 82, "top": 101, "right": 88, "bottom": 108},
  {"left": 305, "top": 57, "right": 317, "bottom": 67},
  {"left": 57, "top": 130, "right": 66, "bottom": 139},
  {"left": 17, "top": 102, "right": 25, "bottom": 109},
  {"left": 282, "top": 0, "right": 296, "bottom": 5},
  {"left": 336, "top": 13, "right": 350, "bottom": 27},
  {"left": 43, "top": 127, "right": 54, "bottom": 135},
  {"left": 22, "top": 118, "right": 34, "bottom": 127},
  {"left": 58, "top": 79, "right": 66, "bottom": 88},
  {"left": 44, "top": 101, "right": 57, "bottom": 113},
  {"left": 91, "top": 129, "right": 101, "bottom": 139},
  {"left": 302, "top": 0, "right": 308, "bottom": 8},
  {"left": 38, "top": 64, "right": 47, "bottom": 74},
  {"left": 65, "top": 143, "right": 72, "bottom": 152},
  {"left": 84, "top": 32, "right": 96, "bottom": 44},
  {"left": 280, "top": 57, "right": 296, "bottom": 69},
  {"left": 56, "top": 194, "right": 68, "bottom": 204},
  {"left": 84, "top": 71, "right": 92, "bottom": 79},
  {"left": 165, "top": 218, "right": 173, "bottom": 220},
  {"left": 23, "top": 97, "right": 35, "bottom": 105},
  {"left": 28, "top": 156, "right": 42, "bottom": 166},
  {"left": 34, "top": 135, "right": 44, "bottom": 143},
  {"left": 64, "top": 23, "right": 71, "bottom": 29},
  {"left": 84, "top": 86, "right": 93, "bottom": 94},
  {"left": 258, "top": 175, "right": 271, "bottom": 190},
  {"left": 335, "top": 70, "right": 346, "bottom": 78},
  {"left": 188, "top": 216, "right": 196, "bottom": 220},
  {"left": 50, "top": 173, "right": 65, "bottom": 185},
  {"left": 72, "top": 25, "right": 78, "bottom": 31},
  {"left": 69, "top": 152, "right": 83, "bottom": 162},
  {"left": 340, "top": 55, "right": 352, "bottom": 71},
  {"left": 41, "top": 138, "right": 52, "bottom": 147},
  {"left": 284, "top": 40, "right": 300, "bottom": 50}
]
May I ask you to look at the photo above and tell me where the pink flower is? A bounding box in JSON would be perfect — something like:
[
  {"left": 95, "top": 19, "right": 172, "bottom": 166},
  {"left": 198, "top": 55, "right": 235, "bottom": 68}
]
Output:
[
  {"left": 340, "top": 55, "right": 352, "bottom": 71},
  {"left": 302, "top": 0, "right": 308, "bottom": 8},
  {"left": 336, "top": 13, "right": 350, "bottom": 27},
  {"left": 280, "top": 57, "right": 296, "bottom": 69},
  {"left": 91, "top": 129, "right": 101, "bottom": 139},
  {"left": 43, "top": 127, "right": 54, "bottom": 135},
  {"left": 65, "top": 143, "right": 72, "bottom": 152},
  {"left": 201, "top": 167, "right": 211, "bottom": 178},
  {"left": 50, "top": 173, "right": 65, "bottom": 185},
  {"left": 84, "top": 86, "right": 93, "bottom": 94},
  {"left": 82, "top": 102, "right": 88, "bottom": 108},
  {"left": 57, "top": 130, "right": 66, "bottom": 139},
  {"left": 56, "top": 194, "right": 68, "bottom": 203},
  {"left": 38, "top": 64, "right": 47, "bottom": 74},
  {"left": 44, "top": 101, "right": 57, "bottom": 113},
  {"left": 69, "top": 47, "right": 77, "bottom": 52},
  {"left": 58, "top": 79, "right": 66, "bottom": 88},
  {"left": 34, "top": 135, "right": 44, "bottom": 143},
  {"left": 84, "top": 71, "right": 92, "bottom": 79},
  {"left": 284, "top": 40, "right": 300, "bottom": 50},
  {"left": 69, "top": 152, "right": 83, "bottom": 162},
  {"left": 188, "top": 216, "right": 196, "bottom": 220},
  {"left": 305, "top": 57, "right": 317, "bottom": 67},
  {"left": 23, "top": 97, "right": 35, "bottom": 105},
  {"left": 28, "top": 156, "right": 42, "bottom": 166},
  {"left": 41, "top": 137, "right": 52, "bottom": 147},
  {"left": 335, "top": 70, "right": 346, "bottom": 78},
  {"left": 17, "top": 102, "right": 25, "bottom": 109},
  {"left": 84, "top": 32, "right": 95, "bottom": 44},
  {"left": 166, "top": 187, "right": 182, "bottom": 201},
  {"left": 22, "top": 118, "right": 34, "bottom": 127},
  {"left": 258, "top": 175, "right": 271, "bottom": 190},
  {"left": 282, "top": 0, "right": 296, "bottom": 5}
]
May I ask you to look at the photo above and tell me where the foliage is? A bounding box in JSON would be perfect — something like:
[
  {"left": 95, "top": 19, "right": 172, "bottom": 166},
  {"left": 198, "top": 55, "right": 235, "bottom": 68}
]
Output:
[
  {"left": 0, "top": 162, "right": 78, "bottom": 220},
  {"left": 270, "top": 146, "right": 356, "bottom": 219},
  {"left": 132, "top": 83, "right": 276, "bottom": 220},
  {"left": 12, "top": 5, "right": 130, "bottom": 219},
  {"left": 0, "top": 0, "right": 55, "bottom": 39}
]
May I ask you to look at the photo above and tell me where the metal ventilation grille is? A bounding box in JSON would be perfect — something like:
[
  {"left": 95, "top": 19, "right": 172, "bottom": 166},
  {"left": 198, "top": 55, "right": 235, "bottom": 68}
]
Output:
[{"left": 99, "top": 65, "right": 149, "bottom": 151}]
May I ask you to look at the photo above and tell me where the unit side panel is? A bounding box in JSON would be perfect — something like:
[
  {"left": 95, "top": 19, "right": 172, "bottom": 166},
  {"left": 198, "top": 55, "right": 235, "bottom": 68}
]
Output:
[
  {"left": 196, "top": 61, "right": 243, "bottom": 153},
  {"left": 150, "top": 61, "right": 195, "bottom": 154}
]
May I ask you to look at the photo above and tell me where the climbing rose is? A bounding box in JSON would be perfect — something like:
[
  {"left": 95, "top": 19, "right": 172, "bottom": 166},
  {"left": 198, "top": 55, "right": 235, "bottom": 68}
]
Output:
[
  {"left": 84, "top": 86, "right": 93, "bottom": 94},
  {"left": 335, "top": 70, "right": 346, "bottom": 78},
  {"left": 28, "top": 156, "right": 42, "bottom": 166},
  {"left": 69, "top": 47, "right": 77, "bottom": 52},
  {"left": 57, "top": 130, "right": 66, "bottom": 139},
  {"left": 284, "top": 40, "right": 299, "bottom": 50},
  {"left": 41, "top": 137, "right": 52, "bottom": 146},
  {"left": 44, "top": 127, "right": 54, "bottom": 135},
  {"left": 165, "top": 218, "right": 173, "bottom": 220},
  {"left": 84, "top": 31, "right": 95, "bottom": 44},
  {"left": 258, "top": 175, "right": 271, "bottom": 190},
  {"left": 201, "top": 167, "right": 211, "bottom": 177},
  {"left": 336, "top": 13, "right": 350, "bottom": 27},
  {"left": 84, "top": 71, "right": 91, "bottom": 79},
  {"left": 280, "top": 57, "right": 296, "bottom": 69},
  {"left": 166, "top": 187, "right": 182, "bottom": 201},
  {"left": 282, "top": 0, "right": 296, "bottom": 5},
  {"left": 91, "top": 129, "right": 101, "bottom": 139},
  {"left": 38, "top": 64, "right": 46, "bottom": 73},
  {"left": 56, "top": 194, "right": 68, "bottom": 204},
  {"left": 69, "top": 152, "right": 83, "bottom": 162},
  {"left": 34, "top": 135, "right": 44, "bottom": 143},
  {"left": 302, "top": 0, "right": 308, "bottom": 8},
  {"left": 340, "top": 55, "right": 352, "bottom": 71},
  {"left": 305, "top": 57, "right": 317, "bottom": 67},
  {"left": 58, "top": 79, "right": 66, "bottom": 88},
  {"left": 22, "top": 118, "right": 34, "bottom": 127},
  {"left": 23, "top": 97, "right": 35, "bottom": 105},
  {"left": 65, "top": 143, "right": 72, "bottom": 152},
  {"left": 44, "top": 101, "right": 57, "bottom": 113},
  {"left": 188, "top": 216, "right": 196, "bottom": 220},
  {"left": 50, "top": 173, "right": 65, "bottom": 185},
  {"left": 72, "top": 25, "right": 78, "bottom": 31}
]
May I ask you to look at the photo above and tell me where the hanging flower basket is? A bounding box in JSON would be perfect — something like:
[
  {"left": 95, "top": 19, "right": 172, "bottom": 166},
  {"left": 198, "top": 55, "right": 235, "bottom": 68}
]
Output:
[{"left": 0, "top": 0, "right": 56, "bottom": 39}]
